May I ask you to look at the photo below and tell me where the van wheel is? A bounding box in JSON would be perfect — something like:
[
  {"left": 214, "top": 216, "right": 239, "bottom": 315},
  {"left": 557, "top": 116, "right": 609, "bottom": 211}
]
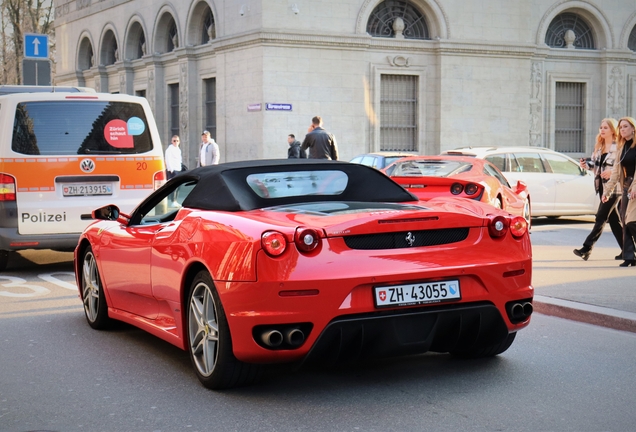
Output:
[{"left": 0, "top": 250, "right": 8, "bottom": 271}]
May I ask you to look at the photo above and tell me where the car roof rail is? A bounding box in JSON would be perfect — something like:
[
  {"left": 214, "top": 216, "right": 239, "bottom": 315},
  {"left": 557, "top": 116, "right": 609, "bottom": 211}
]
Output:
[{"left": 0, "top": 85, "right": 96, "bottom": 95}]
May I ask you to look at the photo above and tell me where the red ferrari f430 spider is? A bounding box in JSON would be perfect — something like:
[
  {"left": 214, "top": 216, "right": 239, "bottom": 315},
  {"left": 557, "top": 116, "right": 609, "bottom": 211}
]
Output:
[{"left": 75, "top": 160, "right": 533, "bottom": 389}]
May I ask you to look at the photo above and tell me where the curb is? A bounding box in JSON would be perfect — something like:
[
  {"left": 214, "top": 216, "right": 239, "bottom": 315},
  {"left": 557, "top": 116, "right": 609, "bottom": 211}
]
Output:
[{"left": 533, "top": 295, "right": 636, "bottom": 334}]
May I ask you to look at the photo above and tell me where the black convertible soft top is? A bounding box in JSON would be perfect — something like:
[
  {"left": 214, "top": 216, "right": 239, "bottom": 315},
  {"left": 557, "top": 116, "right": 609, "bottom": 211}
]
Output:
[{"left": 175, "top": 159, "right": 418, "bottom": 211}]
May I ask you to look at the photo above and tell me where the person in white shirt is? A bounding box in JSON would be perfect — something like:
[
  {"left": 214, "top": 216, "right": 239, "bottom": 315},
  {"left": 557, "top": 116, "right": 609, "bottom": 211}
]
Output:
[
  {"left": 198, "top": 130, "right": 220, "bottom": 166},
  {"left": 165, "top": 135, "right": 182, "bottom": 180}
]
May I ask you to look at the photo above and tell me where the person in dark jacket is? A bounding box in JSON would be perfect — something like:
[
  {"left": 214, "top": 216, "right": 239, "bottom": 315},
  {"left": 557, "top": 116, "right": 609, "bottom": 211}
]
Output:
[
  {"left": 287, "top": 134, "right": 306, "bottom": 158},
  {"left": 301, "top": 116, "right": 338, "bottom": 160}
]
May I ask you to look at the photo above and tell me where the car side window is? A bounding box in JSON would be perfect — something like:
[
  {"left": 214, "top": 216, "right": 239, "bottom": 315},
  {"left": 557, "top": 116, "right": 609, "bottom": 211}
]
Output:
[
  {"left": 483, "top": 163, "right": 511, "bottom": 187},
  {"left": 350, "top": 157, "right": 362, "bottom": 164},
  {"left": 542, "top": 152, "right": 581, "bottom": 175},
  {"left": 511, "top": 153, "right": 545, "bottom": 173},
  {"left": 135, "top": 181, "right": 196, "bottom": 225},
  {"left": 485, "top": 155, "right": 506, "bottom": 172},
  {"left": 361, "top": 156, "right": 375, "bottom": 167}
]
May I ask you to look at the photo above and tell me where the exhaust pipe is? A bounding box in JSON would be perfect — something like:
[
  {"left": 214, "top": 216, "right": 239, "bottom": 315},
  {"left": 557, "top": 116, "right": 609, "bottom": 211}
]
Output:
[
  {"left": 284, "top": 328, "right": 305, "bottom": 347},
  {"left": 522, "top": 302, "right": 533, "bottom": 317},
  {"left": 260, "top": 330, "right": 283, "bottom": 347},
  {"left": 511, "top": 303, "right": 525, "bottom": 320}
]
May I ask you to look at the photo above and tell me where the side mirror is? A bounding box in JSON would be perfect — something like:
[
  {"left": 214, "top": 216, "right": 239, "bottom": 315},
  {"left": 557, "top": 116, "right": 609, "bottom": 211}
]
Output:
[
  {"left": 92, "top": 205, "right": 120, "bottom": 221},
  {"left": 515, "top": 180, "right": 528, "bottom": 195},
  {"left": 91, "top": 205, "right": 129, "bottom": 224}
]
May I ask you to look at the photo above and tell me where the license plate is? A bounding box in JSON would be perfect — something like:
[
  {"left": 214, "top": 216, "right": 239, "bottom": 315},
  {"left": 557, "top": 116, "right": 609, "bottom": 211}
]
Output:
[
  {"left": 374, "top": 279, "right": 461, "bottom": 308},
  {"left": 62, "top": 183, "right": 113, "bottom": 197}
]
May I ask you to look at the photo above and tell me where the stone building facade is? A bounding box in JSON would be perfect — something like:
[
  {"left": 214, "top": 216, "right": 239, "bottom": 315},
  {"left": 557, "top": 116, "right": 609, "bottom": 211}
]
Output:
[{"left": 53, "top": 0, "right": 636, "bottom": 165}]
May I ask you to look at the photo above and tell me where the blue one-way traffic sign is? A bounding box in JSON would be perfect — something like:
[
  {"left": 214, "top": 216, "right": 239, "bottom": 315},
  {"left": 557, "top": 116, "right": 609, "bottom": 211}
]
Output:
[{"left": 24, "top": 34, "right": 49, "bottom": 59}]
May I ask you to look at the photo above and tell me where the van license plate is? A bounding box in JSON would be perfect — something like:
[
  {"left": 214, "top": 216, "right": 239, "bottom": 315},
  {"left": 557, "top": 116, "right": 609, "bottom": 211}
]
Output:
[
  {"left": 62, "top": 184, "right": 113, "bottom": 196},
  {"left": 374, "top": 279, "right": 461, "bottom": 308}
]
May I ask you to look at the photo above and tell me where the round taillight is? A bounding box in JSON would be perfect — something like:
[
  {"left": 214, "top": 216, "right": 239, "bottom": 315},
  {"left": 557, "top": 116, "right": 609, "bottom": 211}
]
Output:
[
  {"left": 295, "top": 228, "right": 320, "bottom": 252},
  {"left": 488, "top": 215, "right": 509, "bottom": 238},
  {"left": 451, "top": 183, "right": 464, "bottom": 195},
  {"left": 261, "top": 231, "right": 287, "bottom": 257},
  {"left": 510, "top": 216, "right": 528, "bottom": 238},
  {"left": 464, "top": 183, "right": 479, "bottom": 195}
]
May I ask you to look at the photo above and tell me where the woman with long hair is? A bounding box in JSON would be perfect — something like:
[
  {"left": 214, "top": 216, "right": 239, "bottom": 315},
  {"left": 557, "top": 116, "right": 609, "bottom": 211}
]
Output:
[
  {"left": 602, "top": 116, "right": 636, "bottom": 267},
  {"left": 573, "top": 118, "right": 622, "bottom": 260}
]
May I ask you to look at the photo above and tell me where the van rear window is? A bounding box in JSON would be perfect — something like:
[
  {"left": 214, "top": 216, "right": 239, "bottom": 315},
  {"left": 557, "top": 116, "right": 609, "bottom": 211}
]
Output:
[{"left": 12, "top": 101, "right": 153, "bottom": 155}]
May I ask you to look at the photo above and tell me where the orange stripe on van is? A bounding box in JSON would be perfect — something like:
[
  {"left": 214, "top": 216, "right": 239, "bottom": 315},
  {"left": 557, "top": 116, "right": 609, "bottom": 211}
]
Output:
[{"left": 0, "top": 157, "right": 165, "bottom": 190}]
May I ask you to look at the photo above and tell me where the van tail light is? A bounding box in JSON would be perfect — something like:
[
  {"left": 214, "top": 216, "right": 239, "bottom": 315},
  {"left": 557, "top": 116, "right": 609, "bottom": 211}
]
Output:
[
  {"left": 0, "top": 174, "right": 17, "bottom": 201},
  {"left": 488, "top": 215, "right": 509, "bottom": 238},
  {"left": 262, "top": 231, "right": 287, "bottom": 257},
  {"left": 294, "top": 228, "right": 321, "bottom": 253},
  {"left": 509, "top": 216, "right": 528, "bottom": 238},
  {"left": 153, "top": 170, "right": 166, "bottom": 190}
]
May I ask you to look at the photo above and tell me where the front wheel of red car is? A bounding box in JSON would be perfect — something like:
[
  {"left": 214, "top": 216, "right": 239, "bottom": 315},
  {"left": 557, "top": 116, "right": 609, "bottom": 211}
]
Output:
[
  {"left": 187, "top": 270, "right": 262, "bottom": 389},
  {"left": 450, "top": 332, "right": 516, "bottom": 358},
  {"left": 81, "top": 246, "right": 112, "bottom": 330}
]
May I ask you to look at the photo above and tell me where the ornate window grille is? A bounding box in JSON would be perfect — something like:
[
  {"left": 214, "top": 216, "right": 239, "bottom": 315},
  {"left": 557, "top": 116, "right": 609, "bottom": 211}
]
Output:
[
  {"left": 204, "top": 78, "right": 217, "bottom": 140},
  {"left": 555, "top": 82, "right": 585, "bottom": 153},
  {"left": 367, "top": 1, "right": 429, "bottom": 40},
  {"left": 169, "top": 84, "right": 179, "bottom": 138},
  {"left": 629, "top": 25, "right": 636, "bottom": 52},
  {"left": 545, "top": 13, "right": 595, "bottom": 49},
  {"left": 380, "top": 74, "right": 418, "bottom": 152}
]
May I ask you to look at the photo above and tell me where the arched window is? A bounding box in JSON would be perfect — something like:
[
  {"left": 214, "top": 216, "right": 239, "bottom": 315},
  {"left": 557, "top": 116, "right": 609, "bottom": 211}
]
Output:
[
  {"left": 202, "top": 8, "right": 215, "bottom": 44},
  {"left": 366, "top": 1, "right": 429, "bottom": 40},
  {"left": 101, "top": 30, "right": 119, "bottom": 65},
  {"left": 545, "top": 12, "right": 595, "bottom": 49},
  {"left": 168, "top": 19, "right": 178, "bottom": 51},
  {"left": 126, "top": 21, "right": 146, "bottom": 60},
  {"left": 78, "top": 37, "right": 94, "bottom": 71},
  {"left": 629, "top": 25, "right": 636, "bottom": 52},
  {"left": 138, "top": 32, "right": 146, "bottom": 58}
]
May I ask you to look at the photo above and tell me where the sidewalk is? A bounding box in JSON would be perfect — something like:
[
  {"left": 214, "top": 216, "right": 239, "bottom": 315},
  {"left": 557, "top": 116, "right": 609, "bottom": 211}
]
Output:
[{"left": 531, "top": 242, "right": 636, "bottom": 333}]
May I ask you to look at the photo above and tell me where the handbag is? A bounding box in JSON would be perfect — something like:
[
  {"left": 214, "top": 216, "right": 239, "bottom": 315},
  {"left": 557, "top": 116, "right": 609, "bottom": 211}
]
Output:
[{"left": 181, "top": 163, "right": 188, "bottom": 172}]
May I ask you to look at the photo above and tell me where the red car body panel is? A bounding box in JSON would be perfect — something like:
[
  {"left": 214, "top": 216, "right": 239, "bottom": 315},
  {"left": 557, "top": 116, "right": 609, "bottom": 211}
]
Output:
[
  {"left": 383, "top": 156, "right": 530, "bottom": 218},
  {"left": 74, "top": 160, "right": 532, "bottom": 372}
]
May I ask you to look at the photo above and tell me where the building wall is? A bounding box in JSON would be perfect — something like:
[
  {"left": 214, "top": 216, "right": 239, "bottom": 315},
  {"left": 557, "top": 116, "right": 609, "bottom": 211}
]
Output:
[{"left": 53, "top": 0, "right": 636, "bottom": 165}]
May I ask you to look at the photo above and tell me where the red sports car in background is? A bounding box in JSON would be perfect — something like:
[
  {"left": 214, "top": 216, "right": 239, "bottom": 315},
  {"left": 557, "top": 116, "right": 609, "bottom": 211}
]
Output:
[
  {"left": 383, "top": 156, "right": 532, "bottom": 224},
  {"left": 75, "top": 160, "right": 533, "bottom": 389}
]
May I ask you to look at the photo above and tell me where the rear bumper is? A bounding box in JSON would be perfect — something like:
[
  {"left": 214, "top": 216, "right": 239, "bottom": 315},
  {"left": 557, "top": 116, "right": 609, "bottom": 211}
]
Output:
[
  {"left": 301, "top": 301, "right": 510, "bottom": 366},
  {"left": 0, "top": 226, "right": 79, "bottom": 252}
]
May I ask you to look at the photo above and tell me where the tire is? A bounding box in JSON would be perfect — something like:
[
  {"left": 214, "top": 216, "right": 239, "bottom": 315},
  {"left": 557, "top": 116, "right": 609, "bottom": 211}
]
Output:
[
  {"left": 450, "top": 332, "right": 516, "bottom": 359},
  {"left": 187, "top": 270, "right": 262, "bottom": 389},
  {"left": 0, "top": 250, "right": 8, "bottom": 272},
  {"left": 81, "top": 246, "right": 112, "bottom": 329}
]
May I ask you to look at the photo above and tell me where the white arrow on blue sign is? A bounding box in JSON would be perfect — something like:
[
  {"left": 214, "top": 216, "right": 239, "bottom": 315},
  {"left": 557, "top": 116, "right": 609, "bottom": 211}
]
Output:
[{"left": 24, "top": 34, "right": 49, "bottom": 59}]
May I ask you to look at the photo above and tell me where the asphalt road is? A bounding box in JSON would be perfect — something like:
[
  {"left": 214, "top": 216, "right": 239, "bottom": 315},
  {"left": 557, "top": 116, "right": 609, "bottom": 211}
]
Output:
[{"left": 1, "top": 220, "right": 636, "bottom": 431}]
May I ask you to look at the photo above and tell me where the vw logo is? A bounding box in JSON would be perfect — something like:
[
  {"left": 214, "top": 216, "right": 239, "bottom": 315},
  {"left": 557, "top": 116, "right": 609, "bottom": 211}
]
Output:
[
  {"left": 405, "top": 232, "right": 416, "bottom": 247},
  {"left": 80, "top": 158, "right": 95, "bottom": 173}
]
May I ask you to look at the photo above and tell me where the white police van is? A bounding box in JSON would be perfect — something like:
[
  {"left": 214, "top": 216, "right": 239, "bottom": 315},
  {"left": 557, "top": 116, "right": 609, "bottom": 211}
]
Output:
[{"left": 0, "top": 86, "right": 166, "bottom": 271}]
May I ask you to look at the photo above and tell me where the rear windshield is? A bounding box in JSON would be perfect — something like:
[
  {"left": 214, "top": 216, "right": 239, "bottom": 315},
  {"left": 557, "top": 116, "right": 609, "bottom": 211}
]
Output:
[
  {"left": 246, "top": 170, "right": 349, "bottom": 199},
  {"left": 12, "top": 101, "right": 153, "bottom": 155},
  {"left": 391, "top": 160, "right": 472, "bottom": 177}
]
